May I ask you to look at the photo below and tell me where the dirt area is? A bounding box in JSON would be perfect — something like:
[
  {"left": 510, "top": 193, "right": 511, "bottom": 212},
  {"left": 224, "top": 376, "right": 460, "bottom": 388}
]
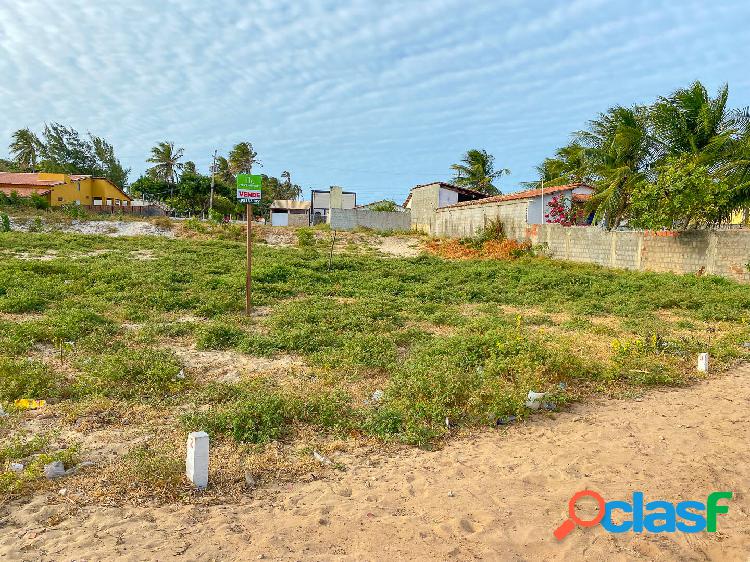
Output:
[
  {"left": 2, "top": 364, "right": 747, "bottom": 561},
  {"left": 8, "top": 217, "right": 174, "bottom": 238}
]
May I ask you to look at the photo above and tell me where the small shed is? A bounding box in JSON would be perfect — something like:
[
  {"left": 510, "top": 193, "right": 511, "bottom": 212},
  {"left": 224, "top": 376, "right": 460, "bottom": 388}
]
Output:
[{"left": 270, "top": 200, "right": 311, "bottom": 227}]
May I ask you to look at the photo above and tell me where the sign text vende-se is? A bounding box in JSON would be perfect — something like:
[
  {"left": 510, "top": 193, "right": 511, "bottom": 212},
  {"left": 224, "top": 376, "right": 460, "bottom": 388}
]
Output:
[{"left": 237, "top": 173, "right": 262, "bottom": 203}]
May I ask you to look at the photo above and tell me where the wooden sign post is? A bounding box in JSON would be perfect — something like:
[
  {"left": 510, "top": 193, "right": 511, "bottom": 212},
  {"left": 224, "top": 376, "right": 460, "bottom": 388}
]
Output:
[
  {"left": 246, "top": 203, "right": 252, "bottom": 315},
  {"left": 237, "top": 174, "right": 262, "bottom": 317}
]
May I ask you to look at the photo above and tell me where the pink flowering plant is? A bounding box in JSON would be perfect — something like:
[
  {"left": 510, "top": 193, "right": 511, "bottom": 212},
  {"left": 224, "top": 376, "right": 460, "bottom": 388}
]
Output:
[{"left": 545, "top": 195, "right": 587, "bottom": 226}]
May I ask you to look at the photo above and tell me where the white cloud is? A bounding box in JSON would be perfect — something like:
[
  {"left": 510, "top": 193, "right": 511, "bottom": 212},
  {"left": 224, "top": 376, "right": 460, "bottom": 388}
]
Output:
[{"left": 1, "top": 0, "right": 749, "bottom": 201}]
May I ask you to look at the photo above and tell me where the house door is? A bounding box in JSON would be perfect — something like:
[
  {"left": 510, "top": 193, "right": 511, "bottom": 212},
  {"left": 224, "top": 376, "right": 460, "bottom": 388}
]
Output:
[{"left": 271, "top": 212, "right": 289, "bottom": 227}]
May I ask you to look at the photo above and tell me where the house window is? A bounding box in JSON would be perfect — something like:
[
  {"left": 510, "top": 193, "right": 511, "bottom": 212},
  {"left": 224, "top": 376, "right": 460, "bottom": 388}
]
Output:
[
  {"left": 85, "top": 195, "right": 90, "bottom": 199},
  {"left": 57, "top": 197, "right": 63, "bottom": 202},
  {"left": 115, "top": 199, "right": 121, "bottom": 206},
  {"left": 93, "top": 198, "right": 102, "bottom": 206},
  {"left": 106, "top": 198, "right": 112, "bottom": 205},
  {"left": 122, "top": 200, "right": 128, "bottom": 207}
]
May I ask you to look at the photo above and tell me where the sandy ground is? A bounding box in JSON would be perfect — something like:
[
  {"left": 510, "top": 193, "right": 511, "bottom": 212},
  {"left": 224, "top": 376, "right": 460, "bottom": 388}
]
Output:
[
  {"left": 1, "top": 364, "right": 747, "bottom": 561},
  {"left": 8, "top": 217, "right": 174, "bottom": 238}
]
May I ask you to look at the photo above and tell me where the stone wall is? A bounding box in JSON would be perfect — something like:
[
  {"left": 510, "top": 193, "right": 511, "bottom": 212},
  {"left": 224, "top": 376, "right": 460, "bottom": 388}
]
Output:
[{"left": 329, "top": 208, "right": 412, "bottom": 231}]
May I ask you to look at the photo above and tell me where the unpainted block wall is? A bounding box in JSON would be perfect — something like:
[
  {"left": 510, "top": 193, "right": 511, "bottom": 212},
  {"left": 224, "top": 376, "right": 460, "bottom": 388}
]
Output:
[
  {"left": 329, "top": 208, "right": 412, "bottom": 231},
  {"left": 530, "top": 225, "right": 750, "bottom": 283},
  {"left": 433, "top": 201, "right": 750, "bottom": 282},
  {"left": 434, "top": 200, "right": 529, "bottom": 239}
]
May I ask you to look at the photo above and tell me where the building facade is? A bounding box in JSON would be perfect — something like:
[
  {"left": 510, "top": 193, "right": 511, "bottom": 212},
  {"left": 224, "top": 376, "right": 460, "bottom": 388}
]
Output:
[{"left": 0, "top": 172, "right": 132, "bottom": 207}]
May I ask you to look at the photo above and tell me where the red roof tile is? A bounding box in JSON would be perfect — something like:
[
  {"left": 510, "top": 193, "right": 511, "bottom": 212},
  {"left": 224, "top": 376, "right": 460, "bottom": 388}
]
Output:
[
  {"left": 441, "top": 183, "right": 593, "bottom": 209},
  {"left": 0, "top": 172, "right": 65, "bottom": 187}
]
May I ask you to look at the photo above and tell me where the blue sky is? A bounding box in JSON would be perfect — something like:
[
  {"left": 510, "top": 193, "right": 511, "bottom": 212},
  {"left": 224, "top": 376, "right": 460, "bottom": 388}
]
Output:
[{"left": 1, "top": 1, "right": 749, "bottom": 204}]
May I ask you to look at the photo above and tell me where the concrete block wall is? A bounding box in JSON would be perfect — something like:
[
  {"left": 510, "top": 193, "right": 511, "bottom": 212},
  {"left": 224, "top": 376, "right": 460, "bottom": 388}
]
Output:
[
  {"left": 434, "top": 200, "right": 529, "bottom": 239},
  {"left": 432, "top": 201, "right": 750, "bottom": 282},
  {"left": 329, "top": 208, "right": 412, "bottom": 231},
  {"left": 530, "top": 225, "right": 750, "bottom": 282}
]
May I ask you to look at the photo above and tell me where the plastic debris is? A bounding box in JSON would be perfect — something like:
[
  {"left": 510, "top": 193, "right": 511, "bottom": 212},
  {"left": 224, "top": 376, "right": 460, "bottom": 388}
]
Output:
[
  {"left": 558, "top": 382, "right": 567, "bottom": 391},
  {"left": 542, "top": 402, "right": 556, "bottom": 411},
  {"left": 14, "top": 399, "right": 46, "bottom": 410},
  {"left": 525, "top": 391, "right": 547, "bottom": 410},
  {"left": 371, "top": 389, "right": 384, "bottom": 403},
  {"left": 10, "top": 462, "right": 24, "bottom": 473},
  {"left": 313, "top": 450, "right": 333, "bottom": 466},
  {"left": 176, "top": 369, "right": 185, "bottom": 380},
  {"left": 496, "top": 415, "right": 517, "bottom": 426},
  {"left": 44, "top": 461, "right": 67, "bottom": 479},
  {"left": 0, "top": 404, "right": 7, "bottom": 417},
  {"left": 742, "top": 342, "right": 750, "bottom": 349}
]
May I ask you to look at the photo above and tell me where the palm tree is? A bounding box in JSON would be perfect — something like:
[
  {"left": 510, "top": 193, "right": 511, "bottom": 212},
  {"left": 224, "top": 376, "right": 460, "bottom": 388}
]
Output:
[
  {"left": 650, "top": 81, "right": 736, "bottom": 166},
  {"left": 278, "top": 170, "right": 302, "bottom": 200},
  {"left": 451, "top": 149, "right": 509, "bottom": 195},
  {"left": 228, "top": 142, "right": 259, "bottom": 175},
  {"left": 577, "top": 105, "right": 654, "bottom": 228},
  {"left": 146, "top": 141, "right": 184, "bottom": 184},
  {"left": 524, "top": 142, "right": 591, "bottom": 188},
  {"left": 9, "top": 128, "right": 42, "bottom": 172}
]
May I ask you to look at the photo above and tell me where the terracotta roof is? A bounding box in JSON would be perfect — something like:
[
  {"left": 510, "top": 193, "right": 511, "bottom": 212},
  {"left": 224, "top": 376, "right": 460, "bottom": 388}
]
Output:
[
  {"left": 403, "top": 182, "right": 488, "bottom": 207},
  {"left": 0, "top": 172, "right": 65, "bottom": 187},
  {"left": 441, "top": 183, "right": 594, "bottom": 209},
  {"left": 0, "top": 186, "right": 52, "bottom": 197},
  {"left": 70, "top": 174, "right": 92, "bottom": 181},
  {"left": 270, "top": 200, "right": 310, "bottom": 210}
]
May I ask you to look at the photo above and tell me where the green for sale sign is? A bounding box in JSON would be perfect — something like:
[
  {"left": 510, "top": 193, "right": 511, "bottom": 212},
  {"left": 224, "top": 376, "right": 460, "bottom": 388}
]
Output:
[{"left": 236, "top": 174, "right": 262, "bottom": 203}]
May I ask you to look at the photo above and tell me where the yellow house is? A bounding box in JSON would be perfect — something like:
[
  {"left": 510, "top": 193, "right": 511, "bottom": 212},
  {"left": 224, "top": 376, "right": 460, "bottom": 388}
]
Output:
[{"left": 0, "top": 172, "right": 132, "bottom": 208}]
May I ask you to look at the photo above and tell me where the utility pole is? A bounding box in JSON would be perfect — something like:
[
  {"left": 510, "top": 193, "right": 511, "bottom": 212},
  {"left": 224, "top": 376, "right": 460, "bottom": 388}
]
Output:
[{"left": 209, "top": 149, "right": 217, "bottom": 214}]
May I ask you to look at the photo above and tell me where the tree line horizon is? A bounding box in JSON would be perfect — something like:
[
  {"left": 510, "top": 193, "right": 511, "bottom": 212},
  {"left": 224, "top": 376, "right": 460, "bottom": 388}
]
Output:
[{"left": 2, "top": 80, "right": 749, "bottom": 227}]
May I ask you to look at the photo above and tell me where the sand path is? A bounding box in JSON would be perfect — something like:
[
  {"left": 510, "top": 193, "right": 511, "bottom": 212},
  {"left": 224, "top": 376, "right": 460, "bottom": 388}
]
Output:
[{"left": 2, "top": 364, "right": 748, "bottom": 561}]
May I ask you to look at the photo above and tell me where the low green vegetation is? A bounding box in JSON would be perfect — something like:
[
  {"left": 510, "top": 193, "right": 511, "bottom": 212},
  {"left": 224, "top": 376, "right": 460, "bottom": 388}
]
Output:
[{"left": 0, "top": 230, "right": 748, "bottom": 499}]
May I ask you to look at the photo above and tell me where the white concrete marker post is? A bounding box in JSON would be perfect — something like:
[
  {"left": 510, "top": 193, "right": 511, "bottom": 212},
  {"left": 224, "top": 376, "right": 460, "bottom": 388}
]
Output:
[
  {"left": 186, "top": 431, "right": 209, "bottom": 489},
  {"left": 697, "top": 353, "right": 710, "bottom": 373}
]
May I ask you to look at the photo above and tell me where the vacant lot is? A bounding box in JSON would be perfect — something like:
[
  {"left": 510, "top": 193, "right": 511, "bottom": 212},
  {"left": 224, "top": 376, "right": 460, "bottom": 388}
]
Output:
[{"left": 1, "top": 228, "right": 749, "bottom": 506}]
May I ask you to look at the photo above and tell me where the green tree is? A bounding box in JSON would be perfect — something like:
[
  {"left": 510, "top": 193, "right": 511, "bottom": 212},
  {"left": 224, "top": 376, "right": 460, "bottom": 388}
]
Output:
[
  {"left": 577, "top": 106, "right": 653, "bottom": 228},
  {"left": 9, "top": 128, "right": 42, "bottom": 172},
  {"left": 650, "top": 82, "right": 735, "bottom": 165},
  {"left": 90, "top": 134, "right": 130, "bottom": 187},
  {"left": 369, "top": 200, "right": 400, "bottom": 212},
  {"left": 526, "top": 142, "right": 591, "bottom": 188},
  {"left": 228, "top": 142, "right": 259, "bottom": 175},
  {"left": 214, "top": 156, "right": 235, "bottom": 185},
  {"left": 183, "top": 161, "right": 197, "bottom": 175},
  {"left": 278, "top": 170, "right": 302, "bottom": 200},
  {"left": 451, "top": 149, "right": 509, "bottom": 195},
  {"left": 630, "top": 157, "right": 732, "bottom": 229},
  {"left": 129, "top": 175, "right": 170, "bottom": 200},
  {"left": 147, "top": 141, "right": 184, "bottom": 184}
]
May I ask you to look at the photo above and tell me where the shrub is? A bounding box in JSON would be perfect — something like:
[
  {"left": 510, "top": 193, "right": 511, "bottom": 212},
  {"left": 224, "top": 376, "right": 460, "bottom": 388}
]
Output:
[
  {"left": 0, "top": 357, "right": 64, "bottom": 402},
  {"left": 196, "top": 322, "right": 247, "bottom": 350},
  {"left": 296, "top": 227, "right": 316, "bottom": 247},
  {"left": 74, "top": 348, "right": 185, "bottom": 401},
  {"left": 0, "top": 214, "right": 10, "bottom": 232},
  {"left": 183, "top": 390, "right": 290, "bottom": 444}
]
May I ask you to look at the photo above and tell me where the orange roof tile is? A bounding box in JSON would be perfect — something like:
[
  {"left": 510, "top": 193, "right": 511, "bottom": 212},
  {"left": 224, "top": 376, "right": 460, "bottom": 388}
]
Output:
[
  {"left": 441, "top": 183, "right": 593, "bottom": 209},
  {"left": 0, "top": 172, "right": 65, "bottom": 187}
]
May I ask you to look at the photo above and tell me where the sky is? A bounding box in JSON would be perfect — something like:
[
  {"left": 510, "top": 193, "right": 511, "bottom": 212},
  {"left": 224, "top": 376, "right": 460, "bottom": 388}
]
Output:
[{"left": 1, "top": 1, "right": 749, "bottom": 204}]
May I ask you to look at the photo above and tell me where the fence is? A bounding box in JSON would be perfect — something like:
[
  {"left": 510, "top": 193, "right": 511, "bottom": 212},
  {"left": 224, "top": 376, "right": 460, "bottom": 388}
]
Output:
[
  {"left": 329, "top": 208, "right": 411, "bottom": 231},
  {"left": 433, "top": 201, "right": 750, "bottom": 282}
]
